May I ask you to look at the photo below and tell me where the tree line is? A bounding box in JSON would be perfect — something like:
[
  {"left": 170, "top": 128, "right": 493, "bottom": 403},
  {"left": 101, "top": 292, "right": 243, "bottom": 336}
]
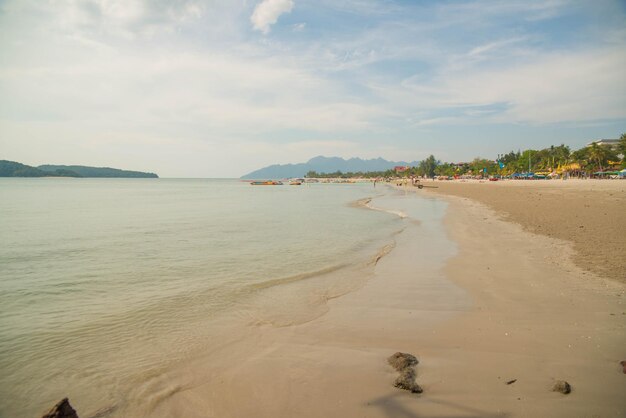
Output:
[{"left": 307, "top": 134, "right": 626, "bottom": 179}]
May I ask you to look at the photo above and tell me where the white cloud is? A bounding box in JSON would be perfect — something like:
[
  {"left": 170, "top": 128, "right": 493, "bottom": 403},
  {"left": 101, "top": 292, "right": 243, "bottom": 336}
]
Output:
[
  {"left": 435, "top": 0, "right": 572, "bottom": 22},
  {"left": 98, "top": 0, "right": 145, "bottom": 22},
  {"left": 316, "top": 0, "right": 401, "bottom": 16},
  {"left": 292, "top": 22, "right": 306, "bottom": 32},
  {"left": 251, "top": 0, "right": 294, "bottom": 34},
  {"left": 377, "top": 46, "right": 626, "bottom": 125},
  {"left": 1, "top": 0, "right": 625, "bottom": 176},
  {"left": 467, "top": 37, "right": 528, "bottom": 57}
]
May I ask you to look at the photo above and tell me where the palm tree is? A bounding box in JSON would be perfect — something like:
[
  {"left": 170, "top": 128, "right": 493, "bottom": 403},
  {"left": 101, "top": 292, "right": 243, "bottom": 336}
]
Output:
[
  {"left": 570, "top": 147, "right": 590, "bottom": 176},
  {"left": 619, "top": 133, "right": 626, "bottom": 164},
  {"left": 588, "top": 142, "right": 609, "bottom": 172},
  {"left": 554, "top": 144, "right": 571, "bottom": 169}
]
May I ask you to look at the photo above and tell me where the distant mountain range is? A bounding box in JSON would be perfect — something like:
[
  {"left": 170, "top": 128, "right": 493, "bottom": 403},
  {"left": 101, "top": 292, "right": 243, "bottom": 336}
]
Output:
[
  {"left": 0, "top": 160, "right": 158, "bottom": 178},
  {"left": 241, "top": 156, "right": 419, "bottom": 179}
]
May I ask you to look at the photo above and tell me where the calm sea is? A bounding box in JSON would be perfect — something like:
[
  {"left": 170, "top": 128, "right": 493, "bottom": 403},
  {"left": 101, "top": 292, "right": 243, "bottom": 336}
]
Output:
[{"left": 0, "top": 178, "right": 401, "bottom": 417}]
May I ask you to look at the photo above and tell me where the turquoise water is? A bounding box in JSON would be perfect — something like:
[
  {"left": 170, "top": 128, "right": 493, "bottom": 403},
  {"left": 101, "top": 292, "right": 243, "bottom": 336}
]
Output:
[{"left": 0, "top": 179, "right": 400, "bottom": 417}]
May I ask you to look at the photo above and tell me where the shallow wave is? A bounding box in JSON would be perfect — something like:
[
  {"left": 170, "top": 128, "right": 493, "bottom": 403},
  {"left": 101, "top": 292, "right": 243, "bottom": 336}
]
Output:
[
  {"left": 370, "top": 241, "right": 396, "bottom": 265},
  {"left": 350, "top": 197, "right": 372, "bottom": 208},
  {"left": 244, "top": 263, "right": 350, "bottom": 291},
  {"left": 367, "top": 205, "right": 407, "bottom": 218},
  {"left": 349, "top": 195, "right": 409, "bottom": 220}
]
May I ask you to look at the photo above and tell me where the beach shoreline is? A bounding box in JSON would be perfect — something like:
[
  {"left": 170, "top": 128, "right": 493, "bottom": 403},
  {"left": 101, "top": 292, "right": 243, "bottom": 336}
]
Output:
[
  {"left": 33, "top": 181, "right": 625, "bottom": 418},
  {"left": 131, "top": 181, "right": 625, "bottom": 418},
  {"left": 111, "top": 188, "right": 468, "bottom": 418}
]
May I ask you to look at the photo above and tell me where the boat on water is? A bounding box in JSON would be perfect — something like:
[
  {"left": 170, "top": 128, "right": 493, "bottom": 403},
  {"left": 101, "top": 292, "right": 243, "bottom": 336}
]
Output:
[
  {"left": 250, "top": 180, "right": 283, "bottom": 185},
  {"left": 289, "top": 178, "right": 304, "bottom": 185}
]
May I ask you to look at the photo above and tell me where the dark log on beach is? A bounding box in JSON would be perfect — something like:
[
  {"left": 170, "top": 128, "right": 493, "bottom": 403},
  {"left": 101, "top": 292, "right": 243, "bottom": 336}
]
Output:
[
  {"left": 621, "top": 360, "right": 626, "bottom": 374},
  {"left": 41, "top": 398, "right": 79, "bottom": 418},
  {"left": 552, "top": 380, "right": 572, "bottom": 394}
]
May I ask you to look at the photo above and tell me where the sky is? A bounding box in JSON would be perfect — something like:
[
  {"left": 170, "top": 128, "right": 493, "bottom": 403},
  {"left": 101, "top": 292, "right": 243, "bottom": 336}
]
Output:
[{"left": 0, "top": 0, "right": 625, "bottom": 177}]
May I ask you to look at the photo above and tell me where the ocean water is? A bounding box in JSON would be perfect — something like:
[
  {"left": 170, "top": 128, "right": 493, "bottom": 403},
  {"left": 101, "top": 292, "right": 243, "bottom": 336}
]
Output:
[{"left": 0, "top": 178, "right": 403, "bottom": 417}]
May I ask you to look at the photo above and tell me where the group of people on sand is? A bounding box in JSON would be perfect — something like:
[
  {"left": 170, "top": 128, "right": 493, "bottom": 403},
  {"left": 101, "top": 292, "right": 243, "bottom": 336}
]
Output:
[
  {"left": 373, "top": 176, "right": 434, "bottom": 188},
  {"left": 391, "top": 177, "right": 422, "bottom": 187},
  {"left": 373, "top": 176, "right": 427, "bottom": 188}
]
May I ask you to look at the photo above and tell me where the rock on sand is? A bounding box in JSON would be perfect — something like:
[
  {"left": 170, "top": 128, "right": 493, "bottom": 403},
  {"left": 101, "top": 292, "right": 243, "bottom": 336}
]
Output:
[
  {"left": 41, "top": 398, "right": 79, "bottom": 418},
  {"left": 388, "top": 352, "right": 423, "bottom": 393}
]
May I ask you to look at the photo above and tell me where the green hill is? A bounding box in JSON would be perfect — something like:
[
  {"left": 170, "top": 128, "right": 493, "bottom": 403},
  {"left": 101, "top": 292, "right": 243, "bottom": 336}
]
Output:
[
  {"left": 0, "top": 160, "right": 81, "bottom": 177},
  {"left": 0, "top": 160, "right": 158, "bottom": 178},
  {"left": 38, "top": 164, "right": 158, "bottom": 178}
]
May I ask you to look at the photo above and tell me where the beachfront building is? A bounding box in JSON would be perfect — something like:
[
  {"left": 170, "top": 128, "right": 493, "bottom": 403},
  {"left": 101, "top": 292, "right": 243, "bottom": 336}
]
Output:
[
  {"left": 587, "top": 139, "right": 620, "bottom": 150},
  {"left": 452, "top": 162, "right": 470, "bottom": 171},
  {"left": 394, "top": 166, "right": 409, "bottom": 173}
]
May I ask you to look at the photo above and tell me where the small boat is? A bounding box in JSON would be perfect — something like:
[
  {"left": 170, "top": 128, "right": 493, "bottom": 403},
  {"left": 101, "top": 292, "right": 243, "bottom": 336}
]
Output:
[
  {"left": 289, "top": 179, "right": 303, "bottom": 185},
  {"left": 250, "top": 180, "right": 283, "bottom": 185}
]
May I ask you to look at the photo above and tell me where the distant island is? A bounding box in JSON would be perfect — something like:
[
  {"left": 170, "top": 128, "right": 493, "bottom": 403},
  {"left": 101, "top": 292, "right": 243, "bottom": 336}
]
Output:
[
  {"left": 0, "top": 160, "right": 158, "bottom": 178},
  {"left": 241, "top": 156, "right": 420, "bottom": 179}
]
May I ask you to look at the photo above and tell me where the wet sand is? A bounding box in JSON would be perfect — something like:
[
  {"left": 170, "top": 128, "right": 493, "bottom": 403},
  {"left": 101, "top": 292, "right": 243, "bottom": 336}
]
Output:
[{"left": 102, "top": 183, "right": 625, "bottom": 418}]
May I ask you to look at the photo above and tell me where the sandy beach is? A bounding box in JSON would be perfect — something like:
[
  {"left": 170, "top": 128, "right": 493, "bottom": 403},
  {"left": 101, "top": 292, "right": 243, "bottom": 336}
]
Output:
[
  {"left": 426, "top": 179, "right": 626, "bottom": 283},
  {"left": 132, "top": 180, "right": 626, "bottom": 418},
  {"left": 418, "top": 181, "right": 625, "bottom": 417}
]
